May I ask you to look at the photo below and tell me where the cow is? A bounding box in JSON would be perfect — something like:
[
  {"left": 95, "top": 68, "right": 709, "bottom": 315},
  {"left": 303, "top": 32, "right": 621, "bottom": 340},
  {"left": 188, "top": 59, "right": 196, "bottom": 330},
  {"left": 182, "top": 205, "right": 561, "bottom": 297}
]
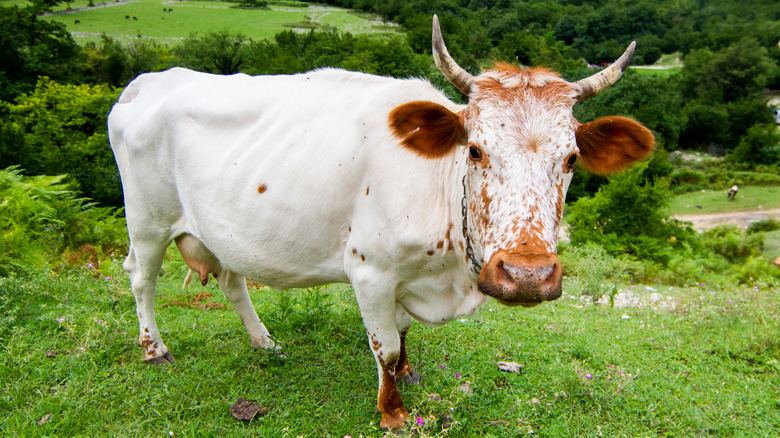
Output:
[
  {"left": 728, "top": 184, "right": 738, "bottom": 201},
  {"left": 107, "top": 15, "right": 654, "bottom": 430}
]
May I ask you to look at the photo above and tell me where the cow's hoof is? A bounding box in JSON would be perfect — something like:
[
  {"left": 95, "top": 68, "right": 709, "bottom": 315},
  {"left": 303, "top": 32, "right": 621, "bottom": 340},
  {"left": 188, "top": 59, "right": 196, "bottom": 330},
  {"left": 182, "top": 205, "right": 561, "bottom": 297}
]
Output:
[
  {"left": 379, "top": 419, "right": 407, "bottom": 433},
  {"left": 380, "top": 426, "right": 406, "bottom": 435},
  {"left": 379, "top": 409, "right": 409, "bottom": 432},
  {"left": 144, "top": 351, "right": 176, "bottom": 365},
  {"left": 397, "top": 369, "right": 420, "bottom": 385},
  {"left": 252, "top": 337, "right": 283, "bottom": 353}
]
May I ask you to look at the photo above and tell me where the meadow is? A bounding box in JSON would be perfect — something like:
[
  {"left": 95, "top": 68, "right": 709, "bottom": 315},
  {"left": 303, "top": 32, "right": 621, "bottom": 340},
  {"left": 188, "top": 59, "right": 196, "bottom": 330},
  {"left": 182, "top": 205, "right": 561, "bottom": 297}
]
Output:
[
  {"left": 36, "top": 0, "right": 394, "bottom": 44},
  {"left": 668, "top": 186, "right": 780, "bottom": 215},
  {"left": 1, "top": 248, "right": 778, "bottom": 437}
]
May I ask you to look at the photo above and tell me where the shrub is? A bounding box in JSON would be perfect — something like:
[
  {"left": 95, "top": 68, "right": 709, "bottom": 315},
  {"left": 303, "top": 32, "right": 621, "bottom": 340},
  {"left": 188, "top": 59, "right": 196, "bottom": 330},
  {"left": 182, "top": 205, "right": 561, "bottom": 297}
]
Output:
[
  {"left": 747, "top": 219, "right": 780, "bottom": 235},
  {"left": 559, "top": 242, "right": 628, "bottom": 302},
  {"left": 727, "top": 124, "right": 780, "bottom": 167},
  {"left": 0, "top": 79, "right": 123, "bottom": 206},
  {"left": 0, "top": 167, "right": 127, "bottom": 276},
  {"left": 567, "top": 161, "right": 696, "bottom": 264},
  {"left": 730, "top": 256, "right": 780, "bottom": 285},
  {"left": 670, "top": 169, "right": 704, "bottom": 186},
  {"left": 701, "top": 225, "right": 763, "bottom": 263}
]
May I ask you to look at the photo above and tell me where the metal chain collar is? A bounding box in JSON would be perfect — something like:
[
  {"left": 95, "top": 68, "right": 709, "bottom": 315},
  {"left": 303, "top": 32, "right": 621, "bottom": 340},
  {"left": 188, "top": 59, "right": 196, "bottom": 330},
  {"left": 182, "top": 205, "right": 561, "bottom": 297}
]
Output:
[{"left": 461, "top": 175, "right": 483, "bottom": 275}]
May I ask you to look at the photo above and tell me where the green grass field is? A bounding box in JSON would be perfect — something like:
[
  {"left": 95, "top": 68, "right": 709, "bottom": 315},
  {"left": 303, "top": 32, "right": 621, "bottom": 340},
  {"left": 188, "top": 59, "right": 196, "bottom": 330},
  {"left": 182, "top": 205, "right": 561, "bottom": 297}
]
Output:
[
  {"left": 2, "top": 249, "right": 778, "bottom": 437},
  {"left": 631, "top": 66, "right": 682, "bottom": 77},
  {"left": 668, "top": 186, "right": 780, "bottom": 215},
  {"left": 33, "top": 0, "right": 395, "bottom": 44}
]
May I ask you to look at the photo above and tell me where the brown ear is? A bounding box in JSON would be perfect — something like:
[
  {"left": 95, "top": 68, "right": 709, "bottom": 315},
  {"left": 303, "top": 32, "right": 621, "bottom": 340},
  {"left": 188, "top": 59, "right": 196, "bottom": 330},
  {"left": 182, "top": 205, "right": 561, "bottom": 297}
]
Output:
[
  {"left": 389, "top": 101, "right": 465, "bottom": 158},
  {"left": 575, "top": 116, "right": 655, "bottom": 175}
]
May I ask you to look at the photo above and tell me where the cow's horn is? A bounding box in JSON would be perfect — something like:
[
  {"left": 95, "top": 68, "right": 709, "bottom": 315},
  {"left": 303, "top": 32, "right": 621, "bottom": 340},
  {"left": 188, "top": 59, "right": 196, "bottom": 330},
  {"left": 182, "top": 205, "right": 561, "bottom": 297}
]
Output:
[
  {"left": 572, "top": 41, "right": 636, "bottom": 102},
  {"left": 432, "top": 14, "right": 473, "bottom": 96}
]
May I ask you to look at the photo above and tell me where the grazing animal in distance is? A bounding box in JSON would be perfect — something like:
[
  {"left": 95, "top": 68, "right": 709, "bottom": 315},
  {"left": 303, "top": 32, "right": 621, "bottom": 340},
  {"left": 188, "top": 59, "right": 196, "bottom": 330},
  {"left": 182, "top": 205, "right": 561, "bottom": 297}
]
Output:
[
  {"left": 107, "top": 14, "right": 654, "bottom": 430},
  {"left": 728, "top": 185, "right": 738, "bottom": 201}
]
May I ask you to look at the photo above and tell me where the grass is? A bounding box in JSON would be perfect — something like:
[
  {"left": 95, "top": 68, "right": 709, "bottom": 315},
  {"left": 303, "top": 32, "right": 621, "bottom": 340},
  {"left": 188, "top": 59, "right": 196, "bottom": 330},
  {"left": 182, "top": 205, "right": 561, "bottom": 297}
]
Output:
[
  {"left": 34, "top": 0, "right": 394, "bottom": 44},
  {"left": 668, "top": 186, "right": 780, "bottom": 216},
  {"left": 2, "top": 248, "right": 779, "bottom": 437},
  {"left": 631, "top": 66, "right": 682, "bottom": 77}
]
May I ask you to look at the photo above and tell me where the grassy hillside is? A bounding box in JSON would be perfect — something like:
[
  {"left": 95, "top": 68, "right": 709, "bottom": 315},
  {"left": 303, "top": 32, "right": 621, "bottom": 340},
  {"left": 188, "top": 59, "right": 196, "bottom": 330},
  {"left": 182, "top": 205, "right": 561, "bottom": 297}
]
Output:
[
  {"left": 36, "top": 0, "right": 396, "bottom": 44},
  {"left": 1, "top": 256, "right": 778, "bottom": 437},
  {"left": 668, "top": 186, "right": 780, "bottom": 216}
]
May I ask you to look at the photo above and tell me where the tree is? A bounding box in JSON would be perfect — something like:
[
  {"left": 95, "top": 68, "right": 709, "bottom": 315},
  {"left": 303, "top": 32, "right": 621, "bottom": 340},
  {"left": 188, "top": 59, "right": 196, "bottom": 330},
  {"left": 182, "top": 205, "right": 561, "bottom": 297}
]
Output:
[
  {"left": 727, "top": 125, "right": 780, "bottom": 167},
  {"left": 574, "top": 71, "right": 684, "bottom": 149},
  {"left": 680, "top": 38, "right": 776, "bottom": 104},
  {"left": 82, "top": 36, "right": 171, "bottom": 87},
  {"left": 173, "top": 31, "right": 250, "bottom": 75},
  {"left": 0, "top": 3, "right": 80, "bottom": 102},
  {"left": 0, "top": 79, "right": 122, "bottom": 206}
]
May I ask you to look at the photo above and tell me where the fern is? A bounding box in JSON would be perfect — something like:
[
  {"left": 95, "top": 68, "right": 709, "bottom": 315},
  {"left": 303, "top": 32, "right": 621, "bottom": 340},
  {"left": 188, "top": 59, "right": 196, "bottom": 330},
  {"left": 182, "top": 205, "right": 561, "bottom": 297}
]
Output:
[{"left": 0, "top": 166, "right": 126, "bottom": 275}]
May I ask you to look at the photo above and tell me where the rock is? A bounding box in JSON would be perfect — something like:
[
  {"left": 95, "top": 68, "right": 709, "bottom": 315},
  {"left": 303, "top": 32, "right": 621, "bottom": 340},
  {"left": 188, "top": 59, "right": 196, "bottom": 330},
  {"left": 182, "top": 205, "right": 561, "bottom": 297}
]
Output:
[
  {"left": 229, "top": 397, "right": 267, "bottom": 421},
  {"left": 497, "top": 361, "right": 523, "bottom": 374},
  {"left": 37, "top": 413, "right": 53, "bottom": 426}
]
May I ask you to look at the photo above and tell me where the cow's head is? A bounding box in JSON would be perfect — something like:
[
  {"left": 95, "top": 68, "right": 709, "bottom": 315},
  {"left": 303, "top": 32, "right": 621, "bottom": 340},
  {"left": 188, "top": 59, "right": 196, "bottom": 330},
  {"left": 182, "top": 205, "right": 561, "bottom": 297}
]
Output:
[{"left": 389, "top": 15, "right": 654, "bottom": 307}]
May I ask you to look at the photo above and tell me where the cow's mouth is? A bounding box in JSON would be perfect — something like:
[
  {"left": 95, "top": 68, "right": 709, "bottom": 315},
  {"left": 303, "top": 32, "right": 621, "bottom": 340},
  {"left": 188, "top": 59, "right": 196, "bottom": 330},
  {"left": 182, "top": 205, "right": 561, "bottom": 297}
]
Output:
[{"left": 495, "top": 298, "right": 541, "bottom": 308}]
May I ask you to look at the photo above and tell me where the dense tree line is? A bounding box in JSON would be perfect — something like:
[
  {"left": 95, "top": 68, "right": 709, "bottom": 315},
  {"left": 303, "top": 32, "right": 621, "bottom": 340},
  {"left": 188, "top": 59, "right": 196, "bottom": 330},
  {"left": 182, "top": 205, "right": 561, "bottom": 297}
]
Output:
[{"left": 0, "top": 0, "right": 778, "bottom": 207}]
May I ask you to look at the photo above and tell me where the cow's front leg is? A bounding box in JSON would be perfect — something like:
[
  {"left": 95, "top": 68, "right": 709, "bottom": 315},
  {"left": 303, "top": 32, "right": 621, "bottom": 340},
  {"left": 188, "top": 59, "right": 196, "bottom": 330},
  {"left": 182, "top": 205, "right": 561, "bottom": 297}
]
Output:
[
  {"left": 368, "top": 330, "right": 408, "bottom": 431},
  {"left": 354, "top": 280, "right": 409, "bottom": 430}
]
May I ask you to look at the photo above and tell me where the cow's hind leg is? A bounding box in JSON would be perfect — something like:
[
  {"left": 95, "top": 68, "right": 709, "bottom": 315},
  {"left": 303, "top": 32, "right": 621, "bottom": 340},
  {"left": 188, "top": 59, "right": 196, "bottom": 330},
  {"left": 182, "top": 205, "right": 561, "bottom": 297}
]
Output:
[
  {"left": 394, "top": 307, "right": 420, "bottom": 385},
  {"left": 174, "top": 233, "right": 275, "bottom": 351},
  {"left": 124, "top": 242, "right": 175, "bottom": 364},
  {"left": 217, "top": 269, "right": 276, "bottom": 351}
]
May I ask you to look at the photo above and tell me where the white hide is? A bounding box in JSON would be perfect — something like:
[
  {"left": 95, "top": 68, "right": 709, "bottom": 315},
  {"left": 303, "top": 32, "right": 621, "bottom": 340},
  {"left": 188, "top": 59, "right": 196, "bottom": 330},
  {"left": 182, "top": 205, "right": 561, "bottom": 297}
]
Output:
[{"left": 108, "top": 68, "right": 487, "bottom": 359}]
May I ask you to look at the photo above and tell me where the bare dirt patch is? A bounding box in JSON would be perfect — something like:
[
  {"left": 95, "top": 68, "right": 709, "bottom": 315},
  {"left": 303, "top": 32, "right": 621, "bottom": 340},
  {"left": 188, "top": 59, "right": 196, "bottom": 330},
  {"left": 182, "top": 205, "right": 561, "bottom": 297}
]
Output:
[{"left": 674, "top": 208, "right": 780, "bottom": 231}]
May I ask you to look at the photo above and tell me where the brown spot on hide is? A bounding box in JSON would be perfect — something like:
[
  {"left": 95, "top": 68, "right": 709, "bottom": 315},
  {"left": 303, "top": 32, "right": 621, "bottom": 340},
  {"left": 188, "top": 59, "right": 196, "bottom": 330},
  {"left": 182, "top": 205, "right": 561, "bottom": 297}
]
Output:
[
  {"left": 427, "top": 250, "right": 435, "bottom": 256},
  {"left": 366, "top": 187, "right": 370, "bottom": 195},
  {"left": 352, "top": 248, "right": 358, "bottom": 255},
  {"left": 370, "top": 333, "right": 382, "bottom": 351},
  {"left": 576, "top": 116, "right": 655, "bottom": 174},
  {"left": 437, "top": 241, "right": 444, "bottom": 249},
  {"left": 361, "top": 254, "right": 366, "bottom": 262},
  {"left": 257, "top": 184, "right": 267, "bottom": 194},
  {"left": 348, "top": 226, "right": 351, "bottom": 233},
  {"left": 474, "top": 64, "right": 575, "bottom": 106},
  {"left": 388, "top": 101, "right": 466, "bottom": 159}
]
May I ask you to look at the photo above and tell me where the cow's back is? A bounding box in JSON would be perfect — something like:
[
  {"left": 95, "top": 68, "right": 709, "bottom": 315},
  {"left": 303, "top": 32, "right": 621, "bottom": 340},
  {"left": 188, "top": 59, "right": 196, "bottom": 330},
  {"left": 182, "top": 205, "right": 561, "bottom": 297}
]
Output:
[{"left": 108, "top": 68, "right": 461, "bottom": 289}]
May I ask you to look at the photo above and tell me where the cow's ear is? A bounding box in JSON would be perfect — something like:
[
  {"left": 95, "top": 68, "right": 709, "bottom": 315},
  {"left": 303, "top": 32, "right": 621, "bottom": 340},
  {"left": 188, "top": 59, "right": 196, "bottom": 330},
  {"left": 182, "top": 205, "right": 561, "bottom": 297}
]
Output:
[
  {"left": 575, "top": 116, "right": 655, "bottom": 175},
  {"left": 389, "top": 101, "right": 466, "bottom": 158}
]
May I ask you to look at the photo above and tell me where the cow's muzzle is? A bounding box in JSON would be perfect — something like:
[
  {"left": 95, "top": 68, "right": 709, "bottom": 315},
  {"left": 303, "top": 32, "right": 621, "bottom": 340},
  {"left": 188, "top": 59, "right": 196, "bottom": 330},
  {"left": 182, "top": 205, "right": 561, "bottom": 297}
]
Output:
[{"left": 478, "top": 251, "right": 562, "bottom": 307}]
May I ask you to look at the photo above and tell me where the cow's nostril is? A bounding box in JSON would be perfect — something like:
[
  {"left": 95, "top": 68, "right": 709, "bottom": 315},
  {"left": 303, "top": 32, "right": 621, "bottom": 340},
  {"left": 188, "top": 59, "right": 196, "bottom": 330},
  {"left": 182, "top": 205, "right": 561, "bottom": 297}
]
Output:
[{"left": 503, "top": 262, "right": 554, "bottom": 283}]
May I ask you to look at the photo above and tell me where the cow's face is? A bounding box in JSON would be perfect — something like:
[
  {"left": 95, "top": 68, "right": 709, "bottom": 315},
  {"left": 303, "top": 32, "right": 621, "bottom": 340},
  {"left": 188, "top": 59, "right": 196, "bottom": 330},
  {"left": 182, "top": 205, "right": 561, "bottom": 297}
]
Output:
[{"left": 389, "top": 16, "right": 654, "bottom": 307}]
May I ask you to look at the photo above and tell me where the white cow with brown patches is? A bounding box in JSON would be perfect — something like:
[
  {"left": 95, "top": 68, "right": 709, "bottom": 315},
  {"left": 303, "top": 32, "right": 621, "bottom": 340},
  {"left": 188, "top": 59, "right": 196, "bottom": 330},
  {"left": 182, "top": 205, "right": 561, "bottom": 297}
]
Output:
[{"left": 108, "top": 15, "right": 653, "bottom": 430}]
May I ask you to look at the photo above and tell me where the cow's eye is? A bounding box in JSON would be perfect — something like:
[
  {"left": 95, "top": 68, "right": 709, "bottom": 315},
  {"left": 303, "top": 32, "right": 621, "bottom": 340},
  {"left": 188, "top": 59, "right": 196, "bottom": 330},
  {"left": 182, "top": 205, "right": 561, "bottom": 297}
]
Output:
[
  {"left": 469, "top": 146, "right": 483, "bottom": 161},
  {"left": 565, "top": 154, "right": 577, "bottom": 171}
]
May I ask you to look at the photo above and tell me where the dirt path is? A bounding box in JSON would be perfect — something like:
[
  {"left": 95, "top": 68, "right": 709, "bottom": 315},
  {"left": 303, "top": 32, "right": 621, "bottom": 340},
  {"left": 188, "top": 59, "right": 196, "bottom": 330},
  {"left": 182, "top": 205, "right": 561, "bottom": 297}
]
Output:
[
  {"left": 558, "top": 208, "right": 780, "bottom": 240},
  {"left": 673, "top": 208, "right": 780, "bottom": 231}
]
